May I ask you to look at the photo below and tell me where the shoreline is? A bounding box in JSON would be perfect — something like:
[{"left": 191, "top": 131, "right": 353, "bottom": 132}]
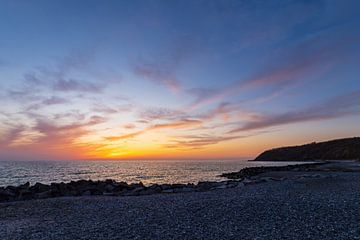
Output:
[
  {"left": 2, "top": 160, "right": 358, "bottom": 203},
  {"left": 2, "top": 165, "right": 360, "bottom": 239}
]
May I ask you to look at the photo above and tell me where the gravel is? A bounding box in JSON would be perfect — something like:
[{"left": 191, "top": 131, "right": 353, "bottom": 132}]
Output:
[{"left": 1, "top": 172, "right": 360, "bottom": 240}]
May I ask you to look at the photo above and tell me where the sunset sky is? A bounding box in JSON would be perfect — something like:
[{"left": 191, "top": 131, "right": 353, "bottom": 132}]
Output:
[{"left": 0, "top": 0, "right": 359, "bottom": 160}]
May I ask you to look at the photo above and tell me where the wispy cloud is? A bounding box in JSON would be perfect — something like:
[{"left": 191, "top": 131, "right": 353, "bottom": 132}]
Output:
[
  {"left": 19, "top": 50, "right": 110, "bottom": 94},
  {"left": 105, "top": 119, "right": 202, "bottom": 141},
  {"left": 131, "top": 37, "right": 200, "bottom": 93},
  {"left": 187, "top": 25, "right": 356, "bottom": 111},
  {"left": 133, "top": 60, "right": 181, "bottom": 92},
  {"left": 229, "top": 90, "right": 360, "bottom": 133},
  {"left": 0, "top": 125, "right": 26, "bottom": 148},
  {"left": 139, "top": 107, "right": 184, "bottom": 121},
  {"left": 53, "top": 79, "right": 103, "bottom": 93},
  {"left": 91, "top": 103, "right": 132, "bottom": 114},
  {"left": 42, "top": 96, "right": 69, "bottom": 105},
  {"left": 164, "top": 135, "right": 242, "bottom": 149}
]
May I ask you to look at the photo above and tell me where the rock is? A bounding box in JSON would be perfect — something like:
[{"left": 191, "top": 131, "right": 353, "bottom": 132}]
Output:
[
  {"left": 213, "top": 184, "right": 227, "bottom": 189},
  {"left": 18, "top": 189, "right": 33, "bottom": 200},
  {"left": 31, "top": 182, "right": 51, "bottom": 193},
  {"left": 35, "top": 191, "right": 52, "bottom": 199},
  {"left": 138, "top": 188, "right": 158, "bottom": 195},
  {"left": 103, "top": 192, "right": 116, "bottom": 196},
  {"left": 174, "top": 187, "right": 194, "bottom": 193},
  {"left": 105, "top": 184, "right": 115, "bottom": 192},
  {"left": 82, "top": 190, "right": 92, "bottom": 196},
  {"left": 0, "top": 178, "right": 255, "bottom": 203},
  {"left": 242, "top": 179, "right": 255, "bottom": 185},
  {"left": 160, "top": 184, "right": 172, "bottom": 190},
  {"left": 112, "top": 182, "right": 129, "bottom": 192},
  {"left": 105, "top": 179, "right": 115, "bottom": 184},
  {"left": 162, "top": 189, "right": 174, "bottom": 193},
  {"left": 19, "top": 182, "right": 30, "bottom": 189},
  {"left": 197, "top": 181, "right": 221, "bottom": 191},
  {"left": 148, "top": 184, "right": 162, "bottom": 193},
  {"left": 132, "top": 186, "right": 145, "bottom": 193},
  {"left": 0, "top": 188, "right": 16, "bottom": 201},
  {"left": 236, "top": 182, "right": 245, "bottom": 187},
  {"left": 171, "top": 184, "right": 187, "bottom": 189},
  {"left": 226, "top": 180, "right": 240, "bottom": 188},
  {"left": 128, "top": 182, "right": 144, "bottom": 190},
  {"left": 89, "top": 189, "right": 103, "bottom": 195}
]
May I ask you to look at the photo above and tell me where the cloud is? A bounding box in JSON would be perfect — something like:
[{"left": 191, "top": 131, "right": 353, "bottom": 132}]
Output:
[
  {"left": 139, "top": 107, "right": 184, "bottom": 121},
  {"left": 187, "top": 24, "right": 357, "bottom": 111},
  {"left": 123, "top": 124, "right": 136, "bottom": 129},
  {"left": 0, "top": 116, "right": 109, "bottom": 160},
  {"left": 229, "top": 90, "right": 360, "bottom": 133},
  {"left": 132, "top": 37, "right": 200, "bottom": 92},
  {"left": 53, "top": 79, "right": 104, "bottom": 93},
  {"left": 198, "top": 102, "right": 233, "bottom": 121},
  {"left": 91, "top": 103, "right": 132, "bottom": 114},
  {"left": 23, "top": 71, "right": 44, "bottom": 85},
  {"left": 0, "top": 125, "right": 26, "bottom": 147},
  {"left": 42, "top": 96, "right": 69, "bottom": 105},
  {"left": 53, "top": 111, "right": 86, "bottom": 121},
  {"left": 34, "top": 115, "right": 106, "bottom": 135},
  {"left": 164, "top": 134, "right": 244, "bottom": 149},
  {"left": 105, "top": 118, "right": 202, "bottom": 141},
  {"left": 133, "top": 60, "right": 181, "bottom": 92},
  {"left": 7, "top": 89, "right": 42, "bottom": 102},
  {"left": 19, "top": 50, "right": 112, "bottom": 95}
]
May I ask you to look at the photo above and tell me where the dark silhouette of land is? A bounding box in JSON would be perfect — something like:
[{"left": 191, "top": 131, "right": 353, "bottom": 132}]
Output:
[{"left": 254, "top": 137, "right": 360, "bottom": 161}]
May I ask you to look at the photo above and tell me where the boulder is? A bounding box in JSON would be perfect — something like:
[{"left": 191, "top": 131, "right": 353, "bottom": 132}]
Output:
[
  {"left": 35, "top": 190, "right": 52, "bottom": 199},
  {"left": 31, "top": 183, "right": 51, "bottom": 193},
  {"left": 0, "top": 188, "right": 16, "bottom": 201}
]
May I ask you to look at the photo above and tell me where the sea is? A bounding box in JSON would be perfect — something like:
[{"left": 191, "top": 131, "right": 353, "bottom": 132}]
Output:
[{"left": 0, "top": 159, "right": 307, "bottom": 187}]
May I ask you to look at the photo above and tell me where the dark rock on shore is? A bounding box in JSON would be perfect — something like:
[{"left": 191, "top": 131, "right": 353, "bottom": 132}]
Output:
[
  {"left": 0, "top": 178, "right": 245, "bottom": 203},
  {"left": 220, "top": 162, "right": 326, "bottom": 179},
  {"left": 254, "top": 137, "right": 360, "bottom": 161},
  {"left": 6, "top": 160, "right": 357, "bottom": 203}
]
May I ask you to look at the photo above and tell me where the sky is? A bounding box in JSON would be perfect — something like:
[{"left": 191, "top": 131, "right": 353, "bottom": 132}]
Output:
[{"left": 0, "top": 0, "right": 359, "bottom": 161}]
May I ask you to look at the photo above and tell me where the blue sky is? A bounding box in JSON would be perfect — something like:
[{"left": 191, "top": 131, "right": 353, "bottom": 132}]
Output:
[{"left": 0, "top": 0, "right": 359, "bottom": 160}]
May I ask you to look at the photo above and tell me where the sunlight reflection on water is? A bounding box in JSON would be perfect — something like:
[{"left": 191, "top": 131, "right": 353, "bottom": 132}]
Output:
[{"left": 0, "top": 160, "right": 309, "bottom": 186}]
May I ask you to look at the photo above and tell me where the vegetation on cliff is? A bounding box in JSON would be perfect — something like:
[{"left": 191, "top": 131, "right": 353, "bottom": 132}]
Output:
[{"left": 254, "top": 137, "right": 360, "bottom": 161}]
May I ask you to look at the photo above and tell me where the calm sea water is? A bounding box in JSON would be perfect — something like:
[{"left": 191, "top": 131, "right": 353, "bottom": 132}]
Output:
[{"left": 0, "top": 160, "right": 307, "bottom": 187}]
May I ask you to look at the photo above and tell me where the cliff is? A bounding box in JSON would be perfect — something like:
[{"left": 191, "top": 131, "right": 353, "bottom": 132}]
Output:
[{"left": 254, "top": 137, "right": 360, "bottom": 161}]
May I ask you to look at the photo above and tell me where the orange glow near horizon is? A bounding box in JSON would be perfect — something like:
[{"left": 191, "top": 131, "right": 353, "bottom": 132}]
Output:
[
  {"left": 1, "top": 1, "right": 359, "bottom": 161},
  {"left": 2, "top": 117, "right": 359, "bottom": 161}
]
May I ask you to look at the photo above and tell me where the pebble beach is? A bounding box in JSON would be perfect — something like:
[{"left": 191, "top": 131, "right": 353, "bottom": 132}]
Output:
[{"left": 1, "top": 161, "right": 360, "bottom": 240}]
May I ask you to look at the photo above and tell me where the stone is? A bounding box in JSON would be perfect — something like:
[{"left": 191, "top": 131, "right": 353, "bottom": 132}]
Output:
[
  {"left": 105, "top": 184, "right": 115, "bottom": 192},
  {"left": 0, "top": 189, "right": 16, "bottom": 201},
  {"left": 197, "top": 181, "right": 220, "bottom": 191},
  {"left": 174, "top": 187, "right": 194, "bottom": 193},
  {"left": 214, "top": 184, "right": 227, "bottom": 189},
  {"left": 162, "top": 189, "right": 174, "bottom": 193},
  {"left": 82, "top": 190, "right": 92, "bottom": 196},
  {"left": 19, "top": 182, "right": 30, "bottom": 189},
  {"left": 160, "top": 184, "right": 172, "bottom": 190},
  {"left": 32, "top": 182, "right": 51, "bottom": 193},
  {"left": 35, "top": 191, "right": 52, "bottom": 199},
  {"left": 18, "top": 189, "right": 33, "bottom": 200}
]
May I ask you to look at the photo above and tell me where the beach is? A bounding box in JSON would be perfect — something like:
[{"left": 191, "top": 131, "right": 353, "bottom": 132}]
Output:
[{"left": 1, "top": 161, "right": 360, "bottom": 240}]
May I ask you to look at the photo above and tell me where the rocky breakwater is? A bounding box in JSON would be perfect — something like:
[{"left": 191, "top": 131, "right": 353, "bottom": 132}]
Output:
[
  {"left": 0, "top": 179, "right": 243, "bottom": 203},
  {"left": 220, "top": 162, "right": 326, "bottom": 179}
]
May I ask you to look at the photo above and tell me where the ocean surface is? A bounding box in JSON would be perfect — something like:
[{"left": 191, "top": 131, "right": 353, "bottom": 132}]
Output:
[{"left": 0, "top": 160, "right": 308, "bottom": 187}]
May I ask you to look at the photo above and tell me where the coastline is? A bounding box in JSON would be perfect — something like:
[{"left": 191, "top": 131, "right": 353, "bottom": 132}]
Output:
[
  {"left": 1, "top": 160, "right": 359, "bottom": 203},
  {"left": 2, "top": 162, "right": 360, "bottom": 239}
]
